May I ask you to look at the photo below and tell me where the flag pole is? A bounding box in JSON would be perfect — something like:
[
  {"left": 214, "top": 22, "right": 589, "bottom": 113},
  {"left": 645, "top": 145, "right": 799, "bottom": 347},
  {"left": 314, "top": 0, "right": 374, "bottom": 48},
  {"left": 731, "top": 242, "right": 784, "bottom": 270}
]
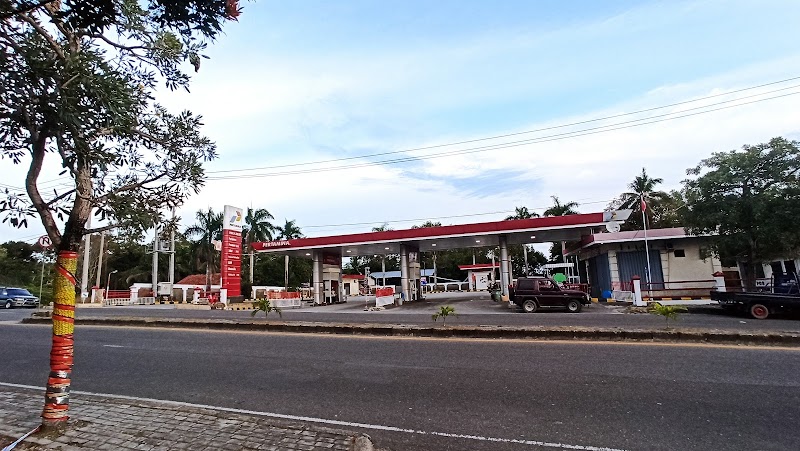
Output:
[{"left": 641, "top": 195, "right": 653, "bottom": 299}]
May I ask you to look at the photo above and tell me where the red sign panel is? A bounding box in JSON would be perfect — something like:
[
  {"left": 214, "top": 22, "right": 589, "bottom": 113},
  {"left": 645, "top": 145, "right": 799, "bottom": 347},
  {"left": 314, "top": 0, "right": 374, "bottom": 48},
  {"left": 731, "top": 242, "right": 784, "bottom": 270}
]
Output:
[{"left": 221, "top": 229, "right": 242, "bottom": 297}]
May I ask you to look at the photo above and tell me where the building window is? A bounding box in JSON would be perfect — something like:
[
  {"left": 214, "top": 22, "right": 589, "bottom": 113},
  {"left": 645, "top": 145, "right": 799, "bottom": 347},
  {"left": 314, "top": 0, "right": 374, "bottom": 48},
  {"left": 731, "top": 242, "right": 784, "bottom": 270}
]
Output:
[{"left": 674, "top": 249, "right": 686, "bottom": 258}]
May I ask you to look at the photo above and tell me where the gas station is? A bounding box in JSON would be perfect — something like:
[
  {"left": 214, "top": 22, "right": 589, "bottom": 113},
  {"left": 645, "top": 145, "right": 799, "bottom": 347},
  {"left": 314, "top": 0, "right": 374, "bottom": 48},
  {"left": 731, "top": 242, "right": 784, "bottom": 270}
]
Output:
[{"left": 252, "top": 210, "right": 631, "bottom": 306}]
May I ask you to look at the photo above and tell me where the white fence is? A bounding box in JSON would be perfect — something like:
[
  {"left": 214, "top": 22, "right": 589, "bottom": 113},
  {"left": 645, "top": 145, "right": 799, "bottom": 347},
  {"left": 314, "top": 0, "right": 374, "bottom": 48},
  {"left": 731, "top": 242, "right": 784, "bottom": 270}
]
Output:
[
  {"left": 270, "top": 298, "right": 302, "bottom": 309},
  {"left": 102, "top": 297, "right": 156, "bottom": 306}
]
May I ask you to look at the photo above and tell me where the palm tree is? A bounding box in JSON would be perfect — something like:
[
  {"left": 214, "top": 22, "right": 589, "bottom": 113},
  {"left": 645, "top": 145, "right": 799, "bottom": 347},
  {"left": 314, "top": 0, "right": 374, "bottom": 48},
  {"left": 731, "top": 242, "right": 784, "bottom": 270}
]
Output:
[
  {"left": 242, "top": 207, "right": 276, "bottom": 286},
  {"left": 184, "top": 208, "right": 223, "bottom": 293},
  {"left": 543, "top": 196, "right": 579, "bottom": 263},
  {"left": 543, "top": 196, "right": 579, "bottom": 217},
  {"left": 505, "top": 206, "right": 540, "bottom": 275},
  {"left": 505, "top": 206, "right": 540, "bottom": 220},
  {"left": 277, "top": 219, "right": 303, "bottom": 289},
  {"left": 617, "top": 167, "right": 669, "bottom": 230}
]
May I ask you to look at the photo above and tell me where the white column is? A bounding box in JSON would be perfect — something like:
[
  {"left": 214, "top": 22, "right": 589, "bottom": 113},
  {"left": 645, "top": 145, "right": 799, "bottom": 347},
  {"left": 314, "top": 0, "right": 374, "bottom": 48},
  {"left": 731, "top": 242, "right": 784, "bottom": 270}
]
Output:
[
  {"left": 80, "top": 223, "right": 91, "bottom": 301},
  {"left": 151, "top": 229, "right": 158, "bottom": 299},
  {"left": 312, "top": 251, "right": 322, "bottom": 305},
  {"left": 499, "top": 236, "right": 510, "bottom": 298},
  {"left": 400, "top": 244, "right": 409, "bottom": 305},
  {"left": 632, "top": 275, "right": 645, "bottom": 306},
  {"left": 713, "top": 271, "right": 727, "bottom": 292}
]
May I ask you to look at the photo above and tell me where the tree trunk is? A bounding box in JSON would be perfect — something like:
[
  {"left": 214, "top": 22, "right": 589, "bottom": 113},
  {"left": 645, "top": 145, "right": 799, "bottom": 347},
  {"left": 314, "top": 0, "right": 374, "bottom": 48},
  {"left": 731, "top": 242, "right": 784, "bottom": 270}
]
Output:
[{"left": 42, "top": 250, "right": 78, "bottom": 430}]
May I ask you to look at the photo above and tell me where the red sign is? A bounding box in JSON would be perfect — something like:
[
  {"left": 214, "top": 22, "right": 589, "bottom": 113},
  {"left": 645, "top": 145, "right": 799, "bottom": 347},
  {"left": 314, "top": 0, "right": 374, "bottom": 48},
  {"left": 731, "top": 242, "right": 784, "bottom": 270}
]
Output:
[
  {"left": 221, "top": 228, "right": 242, "bottom": 297},
  {"left": 323, "top": 253, "right": 342, "bottom": 266}
]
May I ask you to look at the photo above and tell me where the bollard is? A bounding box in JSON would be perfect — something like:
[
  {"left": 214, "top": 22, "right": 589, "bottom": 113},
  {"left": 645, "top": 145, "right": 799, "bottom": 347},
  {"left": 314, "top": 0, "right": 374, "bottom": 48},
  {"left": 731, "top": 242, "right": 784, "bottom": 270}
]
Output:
[{"left": 632, "top": 275, "right": 645, "bottom": 306}]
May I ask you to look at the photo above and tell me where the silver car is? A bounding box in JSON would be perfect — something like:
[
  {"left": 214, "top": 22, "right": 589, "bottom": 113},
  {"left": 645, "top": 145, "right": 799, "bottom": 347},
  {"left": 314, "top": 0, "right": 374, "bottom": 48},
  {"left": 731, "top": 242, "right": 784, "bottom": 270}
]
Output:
[{"left": 1, "top": 287, "right": 39, "bottom": 309}]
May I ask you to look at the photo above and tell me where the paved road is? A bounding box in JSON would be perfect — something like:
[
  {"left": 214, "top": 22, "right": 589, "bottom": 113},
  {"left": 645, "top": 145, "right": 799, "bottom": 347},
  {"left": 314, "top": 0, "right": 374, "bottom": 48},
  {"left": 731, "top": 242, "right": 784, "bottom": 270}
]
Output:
[
  {"left": 2, "top": 322, "right": 799, "bottom": 450},
  {"left": 5, "top": 292, "right": 799, "bottom": 333}
]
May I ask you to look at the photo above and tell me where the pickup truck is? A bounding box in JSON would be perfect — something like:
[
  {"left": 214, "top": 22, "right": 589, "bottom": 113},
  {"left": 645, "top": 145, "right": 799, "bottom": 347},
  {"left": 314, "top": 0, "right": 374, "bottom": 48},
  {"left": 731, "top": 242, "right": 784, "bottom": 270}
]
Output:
[
  {"left": 509, "top": 277, "right": 591, "bottom": 313},
  {"left": 712, "top": 289, "right": 800, "bottom": 320}
]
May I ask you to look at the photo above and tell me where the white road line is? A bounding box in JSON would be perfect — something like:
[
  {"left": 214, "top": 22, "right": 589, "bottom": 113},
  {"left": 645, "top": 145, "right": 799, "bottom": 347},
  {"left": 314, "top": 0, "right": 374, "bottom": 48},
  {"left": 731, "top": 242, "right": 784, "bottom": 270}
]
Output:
[
  {"left": 101, "top": 345, "right": 124, "bottom": 348},
  {"left": 0, "top": 382, "right": 627, "bottom": 451}
]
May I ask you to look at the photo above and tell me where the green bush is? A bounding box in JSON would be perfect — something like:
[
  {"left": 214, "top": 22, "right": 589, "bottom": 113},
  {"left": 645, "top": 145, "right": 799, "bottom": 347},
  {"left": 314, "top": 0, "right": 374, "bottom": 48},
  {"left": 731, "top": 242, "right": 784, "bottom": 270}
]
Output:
[
  {"left": 432, "top": 305, "right": 456, "bottom": 325},
  {"left": 251, "top": 298, "right": 282, "bottom": 318},
  {"left": 648, "top": 303, "right": 688, "bottom": 328}
]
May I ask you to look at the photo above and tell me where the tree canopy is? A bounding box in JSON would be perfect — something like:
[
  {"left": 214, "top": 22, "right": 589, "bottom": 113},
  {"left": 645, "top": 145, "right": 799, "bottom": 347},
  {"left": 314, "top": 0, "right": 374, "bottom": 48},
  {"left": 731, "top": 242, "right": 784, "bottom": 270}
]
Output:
[
  {"left": 682, "top": 137, "right": 800, "bottom": 286},
  {"left": 0, "top": 1, "right": 242, "bottom": 251}
]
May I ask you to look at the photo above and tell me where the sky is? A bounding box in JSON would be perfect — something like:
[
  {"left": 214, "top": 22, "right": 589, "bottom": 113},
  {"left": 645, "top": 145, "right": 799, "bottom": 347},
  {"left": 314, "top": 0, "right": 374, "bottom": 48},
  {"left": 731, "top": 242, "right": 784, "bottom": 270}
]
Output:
[{"left": 3, "top": 0, "right": 800, "bottom": 251}]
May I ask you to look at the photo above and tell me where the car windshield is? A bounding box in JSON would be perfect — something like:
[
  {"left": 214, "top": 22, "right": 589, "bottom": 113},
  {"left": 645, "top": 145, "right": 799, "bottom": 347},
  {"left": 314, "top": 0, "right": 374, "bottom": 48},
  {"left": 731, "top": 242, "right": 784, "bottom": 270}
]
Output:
[{"left": 7, "top": 288, "right": 33, "bottom": 296}]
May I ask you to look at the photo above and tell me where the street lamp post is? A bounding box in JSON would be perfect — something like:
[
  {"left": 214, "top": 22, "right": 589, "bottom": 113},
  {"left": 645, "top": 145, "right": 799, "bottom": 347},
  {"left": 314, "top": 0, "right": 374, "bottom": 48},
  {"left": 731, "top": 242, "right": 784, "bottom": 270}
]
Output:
[{"left": 106, "top": 269, "right": 118, "bottom": 301}]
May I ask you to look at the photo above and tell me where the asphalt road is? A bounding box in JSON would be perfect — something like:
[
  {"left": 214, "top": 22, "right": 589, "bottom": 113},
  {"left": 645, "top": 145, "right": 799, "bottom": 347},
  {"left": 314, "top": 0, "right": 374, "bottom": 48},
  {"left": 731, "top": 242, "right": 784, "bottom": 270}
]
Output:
[
  {"left": 5, "top": 292, "right": 799, "bottom": 333},
  {"left": 2, "top": 322, "right": 799, "bottom": 451}
]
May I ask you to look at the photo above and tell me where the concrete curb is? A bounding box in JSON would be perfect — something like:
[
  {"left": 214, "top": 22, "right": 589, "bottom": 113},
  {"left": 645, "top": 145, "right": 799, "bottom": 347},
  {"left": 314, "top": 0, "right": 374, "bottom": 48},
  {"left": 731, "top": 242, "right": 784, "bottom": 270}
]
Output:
[{"left": 21, "top": 316, "right": 800, "bottom": 347}]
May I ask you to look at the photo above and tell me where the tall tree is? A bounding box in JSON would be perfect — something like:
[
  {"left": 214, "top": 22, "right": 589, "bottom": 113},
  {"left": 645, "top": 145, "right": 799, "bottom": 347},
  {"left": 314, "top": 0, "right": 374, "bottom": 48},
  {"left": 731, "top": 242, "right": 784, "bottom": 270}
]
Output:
[
  {"left": 543, "top": 196, "right": 579, "bottom": 262},
  {"left": 0, "top": 1, "right": 241, "bottom": 428},
  {"left": 543, "top": 196, "right": 579, "bottom": 217},
  {"left": 184, "top": 208, "right": 223, "bottom": 293},
  {"left": 614, "top": 168, "right": 669, "bottom": 230},
  {"left": 505, "top": 206, "right": 540, "bottom": 274},
  {"left": 242, "top": 207, "right": 276, "bottom": 288},
  {"left": 683, "top": 137, "right": 800, "bottom": 288},
  {"left": 276, "top": 219, "right": 303, "bottom": 290},
  {"left": 505, "top": 206, "right": 539, "bottom": 220}
]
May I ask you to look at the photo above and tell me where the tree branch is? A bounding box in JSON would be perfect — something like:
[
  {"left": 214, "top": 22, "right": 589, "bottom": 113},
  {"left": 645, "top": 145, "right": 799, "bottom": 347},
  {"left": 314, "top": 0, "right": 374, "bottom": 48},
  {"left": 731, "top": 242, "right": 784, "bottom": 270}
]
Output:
[
  {"left": 25, "top": 132, "right": 62, "bottom": 247},
  {"left": 94, "top": 172, "right": 167, "bottom": 204},
  {"left": 17, "top": 12, "right": 66, "bottom": 62},
  {"left": 0, "top": 0, "right": 54, "bottom": 19},
  {"left": 91, "top": 33, "right": 150, "bottom": 51},
  {"left": 46, "top": 188, "right": 75, "bottom": 207}
]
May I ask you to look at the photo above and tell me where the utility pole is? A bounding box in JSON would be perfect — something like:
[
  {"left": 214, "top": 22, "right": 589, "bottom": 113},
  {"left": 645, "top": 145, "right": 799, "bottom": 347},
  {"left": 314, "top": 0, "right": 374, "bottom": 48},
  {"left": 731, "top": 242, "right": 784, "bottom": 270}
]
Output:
[
  {"left": 80, "top": 219, "right": 91, "bottom": 301},
  {"left": 94, "top": 231, "right": 105, "bottom": 288},
  {"left": 152, "top": 222, "right": 159, "bottom": 299},
  {"left": 169, "top": 209, "right": 175, "bottom": 290}
]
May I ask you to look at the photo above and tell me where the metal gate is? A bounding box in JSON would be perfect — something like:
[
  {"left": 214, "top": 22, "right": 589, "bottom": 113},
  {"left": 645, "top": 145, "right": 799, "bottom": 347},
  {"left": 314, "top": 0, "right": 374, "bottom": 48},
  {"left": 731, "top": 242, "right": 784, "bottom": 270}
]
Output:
[
  {"left": 617, "top": 250, "right": 663, "bottom": 286},
  {"left": 588, "top": 254, "right": 611, "bottom": 298}
]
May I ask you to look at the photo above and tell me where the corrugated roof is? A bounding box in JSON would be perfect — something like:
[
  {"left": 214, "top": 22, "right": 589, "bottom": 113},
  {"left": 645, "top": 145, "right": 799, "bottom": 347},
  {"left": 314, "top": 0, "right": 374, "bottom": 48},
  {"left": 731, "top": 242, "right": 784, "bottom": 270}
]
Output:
[{"left": 176, "top": 273, "right": 221, "bottom": 286}]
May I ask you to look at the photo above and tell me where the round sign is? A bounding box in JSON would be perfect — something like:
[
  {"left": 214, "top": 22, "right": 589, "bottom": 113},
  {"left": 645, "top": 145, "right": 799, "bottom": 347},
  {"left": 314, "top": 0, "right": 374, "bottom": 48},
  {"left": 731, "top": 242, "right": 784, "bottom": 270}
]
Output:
[{"left": 38, "top": 235, "right": 52, "bottom": 249}]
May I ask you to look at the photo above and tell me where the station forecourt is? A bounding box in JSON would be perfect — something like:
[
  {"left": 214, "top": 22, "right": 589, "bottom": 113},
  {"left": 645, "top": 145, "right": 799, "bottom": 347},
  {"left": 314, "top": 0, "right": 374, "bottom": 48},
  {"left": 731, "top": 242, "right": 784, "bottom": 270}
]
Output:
[{"left": 252, "top": 210, "right": 631, "bottom": 306}]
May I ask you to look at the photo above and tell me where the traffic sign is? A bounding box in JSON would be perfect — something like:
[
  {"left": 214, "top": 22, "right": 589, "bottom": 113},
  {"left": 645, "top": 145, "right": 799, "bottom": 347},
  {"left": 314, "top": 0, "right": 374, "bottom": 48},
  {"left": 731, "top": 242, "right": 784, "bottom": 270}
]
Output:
[{"left": 38, "top": 235, "right": 52, "bottom": 249}]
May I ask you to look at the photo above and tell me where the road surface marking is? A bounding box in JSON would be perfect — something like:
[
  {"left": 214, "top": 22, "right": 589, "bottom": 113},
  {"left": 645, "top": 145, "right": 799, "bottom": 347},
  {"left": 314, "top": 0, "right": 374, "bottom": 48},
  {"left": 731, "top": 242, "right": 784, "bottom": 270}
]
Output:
[
  {"left": 101, "top": 344, "right": 124, "bottom": 348},
  {"left": 0, "top": 382, "right": 627, "bottom": 451}
]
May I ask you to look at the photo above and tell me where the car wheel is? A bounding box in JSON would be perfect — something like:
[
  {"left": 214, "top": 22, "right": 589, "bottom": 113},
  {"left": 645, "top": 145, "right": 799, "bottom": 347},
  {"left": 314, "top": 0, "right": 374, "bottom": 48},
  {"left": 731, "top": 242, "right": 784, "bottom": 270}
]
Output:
[
  {"left": 3, "top": 300, "right": 11, "bottom": 309},
  {"left": 750, "top": 303, "right": 770, "bottom": 320},
  {"left": 522, "top": 299, "right": 538, "bottom": 313},
  {"left": 566, "top": 300, "right": 582, "bottom": 313}
]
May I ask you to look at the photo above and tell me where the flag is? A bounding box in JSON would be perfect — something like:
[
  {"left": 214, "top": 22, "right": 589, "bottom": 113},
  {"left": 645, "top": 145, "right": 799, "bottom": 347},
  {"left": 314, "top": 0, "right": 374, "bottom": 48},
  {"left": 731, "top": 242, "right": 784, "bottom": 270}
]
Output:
[{"left": 640, "top": 197, "right": 647, "bottom": 212}]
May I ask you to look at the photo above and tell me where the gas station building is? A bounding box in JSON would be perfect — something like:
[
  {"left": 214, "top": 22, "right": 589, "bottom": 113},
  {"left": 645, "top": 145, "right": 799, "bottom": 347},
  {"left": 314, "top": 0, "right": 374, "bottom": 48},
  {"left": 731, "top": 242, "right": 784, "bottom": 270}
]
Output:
[{"left": 252, "top": 210, "right": 630, "bottom": 306}]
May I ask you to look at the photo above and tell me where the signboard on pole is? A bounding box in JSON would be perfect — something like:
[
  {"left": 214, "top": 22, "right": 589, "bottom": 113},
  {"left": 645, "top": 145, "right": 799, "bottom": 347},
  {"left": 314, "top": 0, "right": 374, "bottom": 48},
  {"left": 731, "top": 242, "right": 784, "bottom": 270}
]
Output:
[
  {"left": 38, "top": 235, "right": 52, "bottom": 249},
  {"left": 221, "top": 205, "right": 244, "bottom": 297}
]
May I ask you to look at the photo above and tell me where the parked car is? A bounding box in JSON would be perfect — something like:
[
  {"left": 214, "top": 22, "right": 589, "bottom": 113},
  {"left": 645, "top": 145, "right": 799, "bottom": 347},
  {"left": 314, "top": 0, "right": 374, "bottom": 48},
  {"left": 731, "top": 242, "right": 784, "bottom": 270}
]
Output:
[
  {"left": 1, "top": 287, "right": 39, "bottom": 309},
  {"left": 509, "top": 277, "right": 590, "bottom": 313}
]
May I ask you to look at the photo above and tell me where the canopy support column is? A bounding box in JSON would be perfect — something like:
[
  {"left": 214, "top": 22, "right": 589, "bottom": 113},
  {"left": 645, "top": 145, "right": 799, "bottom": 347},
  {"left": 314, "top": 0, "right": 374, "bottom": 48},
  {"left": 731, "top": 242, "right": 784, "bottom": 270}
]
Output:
[
  {"left": 312, "top": 251, "right": 322, "bottom": 306},
  {"left": 400, "top": 244, "right": 409, "bottom": 305},
  {"left": 500, "top": 235, "right": 510, "bottom": 299}
]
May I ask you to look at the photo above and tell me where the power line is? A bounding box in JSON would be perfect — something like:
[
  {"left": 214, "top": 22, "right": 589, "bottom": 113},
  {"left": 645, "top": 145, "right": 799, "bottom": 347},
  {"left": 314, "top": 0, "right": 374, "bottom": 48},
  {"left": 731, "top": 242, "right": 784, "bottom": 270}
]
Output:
[
  {"left": 207, "top": 89, "right": 800, "bottom": 180},
  {"left": 205, "top": 75, "right": 800, "bottom": 175},
  {"left": 299, "top": 199, "right": 614, "bottom": 231}
]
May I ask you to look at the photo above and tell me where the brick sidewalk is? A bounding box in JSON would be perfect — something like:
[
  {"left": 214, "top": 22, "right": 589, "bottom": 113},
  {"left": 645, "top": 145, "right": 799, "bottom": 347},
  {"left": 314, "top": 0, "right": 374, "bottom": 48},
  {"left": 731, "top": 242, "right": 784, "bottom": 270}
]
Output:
[{"left": 0, "top": 386, "right": 374, "bottom": 451}]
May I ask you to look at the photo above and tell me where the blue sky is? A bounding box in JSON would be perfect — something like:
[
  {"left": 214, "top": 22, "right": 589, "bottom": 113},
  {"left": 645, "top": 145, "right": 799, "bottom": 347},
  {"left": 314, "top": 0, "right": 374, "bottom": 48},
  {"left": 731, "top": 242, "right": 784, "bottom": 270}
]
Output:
[{"left": 3, "top": 0, "right": 800, "bottom": 245}]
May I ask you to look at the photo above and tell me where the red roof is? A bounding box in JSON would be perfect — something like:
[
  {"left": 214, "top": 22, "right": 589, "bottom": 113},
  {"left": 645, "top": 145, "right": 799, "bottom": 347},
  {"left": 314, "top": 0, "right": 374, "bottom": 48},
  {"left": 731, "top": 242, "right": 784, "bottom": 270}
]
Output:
[
  {"left": 458, "top": 263, "right": 500, "bottom": 270},
  {"left": 253, "top": 213, "right": 606, "bottom": 251},
  {"left": 342, "top": 274, "right": 365, "bottom": 280},
  {"left": 176, "top": 273, "right": 221, "bottom": 285}
]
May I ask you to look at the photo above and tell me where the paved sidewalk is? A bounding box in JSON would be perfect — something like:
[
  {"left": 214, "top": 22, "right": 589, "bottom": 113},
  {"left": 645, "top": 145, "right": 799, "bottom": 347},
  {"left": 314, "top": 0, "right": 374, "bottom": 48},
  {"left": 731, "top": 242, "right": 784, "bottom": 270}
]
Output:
[{"left": 0, "top": 386, "right": 375, "bottom": 451}]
